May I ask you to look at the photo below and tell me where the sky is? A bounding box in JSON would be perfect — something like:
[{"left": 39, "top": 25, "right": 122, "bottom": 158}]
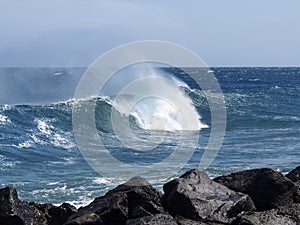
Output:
[{"left": 0, "top": 0, "right": 299, "bottom": 67}]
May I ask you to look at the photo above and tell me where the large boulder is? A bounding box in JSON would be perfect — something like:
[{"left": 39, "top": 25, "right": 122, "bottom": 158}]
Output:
[
  {"left": 175, "top": 215, "right": 213, "bottom": 225},
  {"left": 293, "top": 181, "right": 300, "bottom": 203},
  {"left": 214, "top": 168, "right": 296, "bottom": 210},
  {"left": 277, "top": 203, "right": 300, "bottom": 224},
  {"left": 162, "top": 169, "right": 255, "bottom": 224},
  {"left": 65, "top": 176, "right": 168, "bottom": 225},
  {"left": 286, "top": 166, "right": 300, "bottom": 203},
  {"left": 0, "top": 187, "right": 46, "bottom": 225},
  {"left": 30, "top": 202, "right": 77, "bottom": 225},
  {"left": 126, "top": 214, "right": 177, "bottom": 225},
  {"left": 0, "top": 186, "right": 77, "bottom": 225},
  {"left": 65, "top": 192, "right": 128, "bottom": 225},
  {"left": 232, "top": 204, "right": 300, "bottom": 225},
  {"left": 286, "top": 166, "right": 300, "bottom": 182},
  {"left": 232, "top": 210, "right": 296, "bottom": 225}
]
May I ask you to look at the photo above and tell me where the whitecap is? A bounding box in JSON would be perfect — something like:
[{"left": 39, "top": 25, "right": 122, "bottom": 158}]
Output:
[
  {"left": 12, "top": 140, "right": 32, "bottom": 149},
  {"left": 92, "top": 177, "right": 113, "bottom": 185},
  {"left": 52, "top": 133, "right": 76, "bottom": 149},
  {"left": 36, "top": 119, "right": 54, "bottom": 136},
  {"left": 34, "top": 118, "right": 75, "bottom": 149},
  {"left": 0, "top": 114, "right": 11, "bottom": 124},
  {"left": 1, "top": 104, "right": 11, "bottom": 111}
]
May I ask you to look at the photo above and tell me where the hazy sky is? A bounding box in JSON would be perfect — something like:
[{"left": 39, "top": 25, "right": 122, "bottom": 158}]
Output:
[{"left": 0, "top": 0, "right": 299, "bottom": 67}]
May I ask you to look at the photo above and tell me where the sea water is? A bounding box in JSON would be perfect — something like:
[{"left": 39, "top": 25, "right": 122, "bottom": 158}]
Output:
[{"left": 0, "top": 67, "right": 299, "bottom": 207}]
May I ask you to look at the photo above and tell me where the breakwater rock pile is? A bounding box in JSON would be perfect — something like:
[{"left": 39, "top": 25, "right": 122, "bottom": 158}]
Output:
[{"left": 1, "top": 166, "right": 299, "bottom": 225}]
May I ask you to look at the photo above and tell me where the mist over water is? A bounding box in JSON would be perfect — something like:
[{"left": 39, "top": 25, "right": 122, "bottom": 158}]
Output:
[{"left": 0, "top": 67, "right": 84, "bottom": 105}]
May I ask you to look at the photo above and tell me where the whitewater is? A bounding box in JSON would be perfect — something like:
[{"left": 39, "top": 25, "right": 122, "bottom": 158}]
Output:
[{"left": 0, "top": 66, "right": 299, "bottom": 207}]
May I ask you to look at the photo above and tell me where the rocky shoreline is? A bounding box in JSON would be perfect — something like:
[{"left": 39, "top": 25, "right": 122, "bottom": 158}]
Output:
[{"left": 1, "top": 166, "right": 299, "bottom": 225}]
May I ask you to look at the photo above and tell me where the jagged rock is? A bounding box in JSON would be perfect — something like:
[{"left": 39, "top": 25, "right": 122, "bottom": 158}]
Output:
[
  {"left": 106, "top": 176, "right": 165, "bottom": 219},
  {"left": 175, "top": 215, "right": 210, "bottom": 225},
  {"left": 0, "top": 186, "right": 77, "bottom": 225},
  {"left": 286, "top": 166, "right": 300, "bottom": 203},
  {"left": 277, "top": 203, "right": 300, "bottom": 224},
  {"left": 65, "top": 176, "right": 167, "bottom": 225},
  {"left": 30, "top": 202, "right": 77, "bottom": 225},
  {"left": 293, "top": 181, "right": 300, "bottom": 203},
  {"left": 126, "top": 214, "right": 177, "bottom": 225},
  {"left": 214, "top": 168, "right": 296, "bottom": 210},
  {"left": 286, "top": 166, "right": 300, "bottom": 182},
  {"left": 232, "top": 205, "right": 300, "bottom": 225},
  {"left": 64, "top": 191, "right": 128, "bottom": 225},
  {"left": 2, "top": 167, "right": 299, "bottom": 225},
  {"left": 162, "top": 169, "right": 255, "bottom": 224},
  {"left": 0, "top": 187, "right": 46, "bottom": 225}
]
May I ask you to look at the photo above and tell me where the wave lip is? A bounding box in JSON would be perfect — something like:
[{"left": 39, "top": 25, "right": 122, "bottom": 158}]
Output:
[{"left": 112, "top": 76, "right": 206, "bottom": 133}]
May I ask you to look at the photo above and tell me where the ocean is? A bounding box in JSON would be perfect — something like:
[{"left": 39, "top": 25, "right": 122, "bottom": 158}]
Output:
[{"left": 0, "top": 67, "right": 299, "bottom": 207}]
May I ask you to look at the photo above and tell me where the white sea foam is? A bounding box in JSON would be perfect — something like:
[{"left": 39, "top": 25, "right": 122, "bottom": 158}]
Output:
[
  {"left": 52, "top": 133, "right": 75, "bottom": 149},
  {"left": 65, "top": 198, "right": 94, "bottom": 209},
  {"left": 131, "top": 98, "right": 182, "bottom": 131},
  {"left": 0, "top": 114, "right": 11, "bottom": 124},
  {"left": 113, "top": 76, "right": 208, "bottom": 131},
  {"left": 1, "top": 104, "right": 11, "bottom": 111},
  {"left": 92, "top": 177, "right": 113, "bottom": 185},
  {"left": 274, "top": 115, "right": 300, "bottom": 121},
  {"left": 47, "top": 181, "right": 60, "bottom": 186},
  {"left": 34, "top": 118, "right": 75, "bottom": 149},
  {"left": 12, "top": 141, "right": 32, "bottom": 149},
  {"left": 0, "top": 155, "right": 16, "bottom": 171},
  {"left": 36, "top": 119, "right": 54, "bottom": 136}
]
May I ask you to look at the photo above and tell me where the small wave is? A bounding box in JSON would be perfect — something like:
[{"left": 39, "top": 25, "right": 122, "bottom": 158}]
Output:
[
  {"left": 0, "top": 114, "right": 11, "bottom": 124},
  {"left": 56, "top": 95, "right": 112, "bottom": 106},
  {"left": 248, "top": 78, "right": 260, "bottom": 82},
  {"left": 1, "top": 104, "right": 12, "bottom": 111},
  {"left": 65, "top": 199, "right": 94, "bottom": 209},
  {"left": 49, "top": 157, "right": 76, "bottom": 165},
  {"left": 273, "top": 115, "right": 300, "bottom": 121},
  {"left": 0, "top": 155, "right": 17, "bottom": 171},
  {"left": 12, "top": 141, "right": 32, "bottom": 149},
  {"left": 272, "top": 85, "right": 281, "bottom": 90},
  {"left": 92, "top": 177, "right": 113, "bottom": 185},
  {"left": 54, "top": 72, "right": 62, "bottom": 76}
]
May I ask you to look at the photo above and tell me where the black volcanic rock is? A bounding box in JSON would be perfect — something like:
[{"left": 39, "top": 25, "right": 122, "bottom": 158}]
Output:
[
  {"left": 277, "top": 203, "right": 300, "bottom": 224},
  {"left": 2, "top": 166, "right": 300, "bottom": 225},
  {"left": 286, "top": 166, "right": 300, "bottom": 182},
  {"left": 162, "top": 169, "right": 255, "bottom": 224},
  {"left": 232, "top": 210, "right": 295, "bottom": 225},
  {"left": 65, "top": 176, "right": 168, "bottom": 225},
  {"left": 126, "top": 213, "right": 177, "bottom": 225},
  {"left": 0, "top": 187, "right": 46, "bottom": 225},
  {"left": 213, "top": 168, "right": 296, "bottom": 210},
  {"left": 30, "top": 202, "right": 77, "bottom": 225},
  {"left": 0, "top": 186, "right": 77, "bottom": 225},
  {"left": 293, "top": 181, "right": 300, "bottom": 203},
  {"left": 232, "top": 204, "right": 300, "bottom": 225},
  {"left": 286, "top": 166, "right": 300, "bottom": 203},
  {"left": 175, "top": 215, "right": 212, "bottom": 225}
]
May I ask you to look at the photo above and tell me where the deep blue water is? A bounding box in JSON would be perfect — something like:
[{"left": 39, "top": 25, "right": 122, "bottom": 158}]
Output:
[{"left": 0, "top": 67, "right": 299, "bottom": 207}]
